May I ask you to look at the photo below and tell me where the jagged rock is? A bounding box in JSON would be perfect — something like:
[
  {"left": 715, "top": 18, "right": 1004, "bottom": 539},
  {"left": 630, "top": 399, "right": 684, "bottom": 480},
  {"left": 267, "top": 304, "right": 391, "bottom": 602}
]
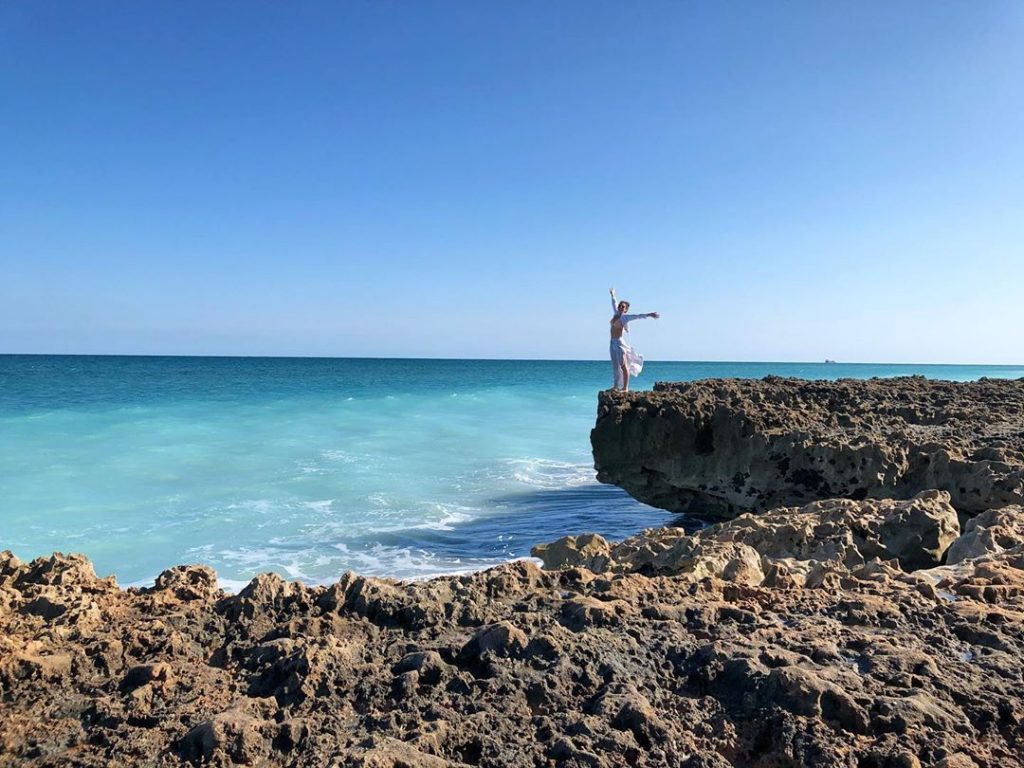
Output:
[
  {"left": 926, "top": 543, "right": 1024, "bottom": 603},
  {"left": 120, "top": 661, "right": 174, "bottom": 692},
  {"left": 2, "top": 650, "right": 73, "bottom": 683},
  {"left": 14, "top": 552, "right": 116, "bottom": 593},
  {"left": 460, "top": 620, "right": 529, "bottom": 659},
  {"left": 344, "top": 736, "right": 471, "bottom": 767},
  {"left": 607, "top": 690, "right": 673, "bottom": 748},
  {"left": 0, "top": 544, "right": 1021, "bottom": 766},
  {"left": 560, "top": 595, "right": 631, "bottom": 630},
  {"left": 539, "top": 493, "right": 960, "bottom": 580},
  {"left": 531, "top": 532, "right": 612, "bottom": 571},
  {"left": 151, "top": 564, "right": 220, "bottom": 601},
  {"left": 237, "top": 571, "right": 299, "bottom": 604},
  {"left": 0, "top": 551, "right": 25, "bottom": 583},
  {"left": 19, "top": 594, "right": 68, "bottom": 620},
  {"left": 592, "top": 377, "right": 1024, "bottom": 517},
  {"left": 178, "top": 707, "right": 270, "bottom": 764},
  {"left": 394, "top": 650, "right": 448, "bottom": 686},
  {"left": 935, "top": 755, "right": 980, "bottom": 768},
  {"left": 709, "top": 490, "right": 961, "bottom": 572},
  {"left": 947, "top": 505, "right": 1024, "bottom": 564}
]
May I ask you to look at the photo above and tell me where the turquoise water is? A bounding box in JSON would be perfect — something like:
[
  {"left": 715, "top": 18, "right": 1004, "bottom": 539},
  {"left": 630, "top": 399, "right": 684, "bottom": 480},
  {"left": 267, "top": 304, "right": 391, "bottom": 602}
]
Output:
[{"left": 2, "top": 355, "right": 1022, "bottom": 588}]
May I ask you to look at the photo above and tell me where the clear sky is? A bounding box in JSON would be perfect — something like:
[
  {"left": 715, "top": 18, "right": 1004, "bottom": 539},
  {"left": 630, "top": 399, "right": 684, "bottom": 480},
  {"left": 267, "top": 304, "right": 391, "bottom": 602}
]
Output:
[{"left": 2, "top": 2, "right": 1022, "bottom": 363}]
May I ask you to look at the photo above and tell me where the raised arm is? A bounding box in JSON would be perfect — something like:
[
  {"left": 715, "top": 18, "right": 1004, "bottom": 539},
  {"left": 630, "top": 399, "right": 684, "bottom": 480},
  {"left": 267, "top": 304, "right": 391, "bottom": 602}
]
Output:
[
  {"left": 621, "top": 311, "right": 660, "bottom": 323},
  {"left": 609, "top": 287, "right": 618, "bottom": 313}
]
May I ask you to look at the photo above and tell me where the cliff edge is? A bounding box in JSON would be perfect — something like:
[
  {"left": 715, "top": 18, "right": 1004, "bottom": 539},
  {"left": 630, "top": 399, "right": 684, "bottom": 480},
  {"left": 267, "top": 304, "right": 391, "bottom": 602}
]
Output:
[{"left": 591, "top": 376, "right": 1024, "bottom": 518}]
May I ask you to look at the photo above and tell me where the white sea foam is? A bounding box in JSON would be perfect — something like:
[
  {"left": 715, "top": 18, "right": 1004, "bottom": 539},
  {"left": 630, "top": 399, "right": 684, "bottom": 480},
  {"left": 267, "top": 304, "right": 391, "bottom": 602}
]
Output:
[
  {"left": 416, "top": 502, "right": 474, "bottom": 531},
  {"left": 505, "top": 458, "right": 597, "bottom": 489},
  {"left": 321, "top": 449, "right": 361, "bottom": 464},
  {"left": 224, "top": 499, "right": 275, "bottom": 513},
  {"left": 303, "top": 499, "right": 334, "bottom": 513},
  {"left": 328, "top": 540, "right": 507, "bottom": 581}
]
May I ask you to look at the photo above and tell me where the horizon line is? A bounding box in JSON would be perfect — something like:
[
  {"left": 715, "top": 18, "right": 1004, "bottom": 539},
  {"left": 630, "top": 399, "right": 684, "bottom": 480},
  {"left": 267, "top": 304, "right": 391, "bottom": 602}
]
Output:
[{"left": 2, "top": 352, "right": 1023, "bottom": 368}]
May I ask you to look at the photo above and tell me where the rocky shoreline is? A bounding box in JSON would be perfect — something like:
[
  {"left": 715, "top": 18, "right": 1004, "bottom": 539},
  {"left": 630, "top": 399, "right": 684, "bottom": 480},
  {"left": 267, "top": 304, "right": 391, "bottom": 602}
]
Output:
[{"left": 2, "top": 377, "right": 1023, "bottom": 767}]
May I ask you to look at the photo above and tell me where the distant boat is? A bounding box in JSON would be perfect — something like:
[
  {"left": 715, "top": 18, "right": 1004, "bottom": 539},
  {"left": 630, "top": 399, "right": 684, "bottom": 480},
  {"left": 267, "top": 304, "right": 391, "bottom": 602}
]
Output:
[{"left": 824, "top": 359, "right": 838, "bottom": 364}]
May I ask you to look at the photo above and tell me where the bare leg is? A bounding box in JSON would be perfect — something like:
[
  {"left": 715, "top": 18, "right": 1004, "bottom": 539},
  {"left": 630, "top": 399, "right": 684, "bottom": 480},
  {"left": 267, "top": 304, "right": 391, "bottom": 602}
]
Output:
[
  {"left": 621, "top": 363, "right": 630, "bottom": 392},
  {"left": 610, "top": 357, "right": 619, "bottom": 389}
]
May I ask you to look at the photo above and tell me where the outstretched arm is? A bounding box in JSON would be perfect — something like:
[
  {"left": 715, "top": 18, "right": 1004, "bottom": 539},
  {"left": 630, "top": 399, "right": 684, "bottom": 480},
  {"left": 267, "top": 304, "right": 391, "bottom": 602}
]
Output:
[
  {"left": 609, "top": 287, "right": 618, "bottom": 312},
  {"left": 621, "top": 311, "right": 660, "bottom": 323}
]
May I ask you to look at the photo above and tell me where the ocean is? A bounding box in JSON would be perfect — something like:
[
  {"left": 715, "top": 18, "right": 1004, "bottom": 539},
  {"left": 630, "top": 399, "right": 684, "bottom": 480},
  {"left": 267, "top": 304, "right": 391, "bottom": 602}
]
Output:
[{"left": 2, "top": 355, "right": 1022, "bottom": 589}]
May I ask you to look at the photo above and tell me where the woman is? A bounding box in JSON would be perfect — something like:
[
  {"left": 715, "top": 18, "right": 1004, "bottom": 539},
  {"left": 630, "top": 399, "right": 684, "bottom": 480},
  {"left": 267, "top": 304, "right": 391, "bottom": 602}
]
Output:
[{"left": 609, "top": 287, "right": 659, "bottom": 391}]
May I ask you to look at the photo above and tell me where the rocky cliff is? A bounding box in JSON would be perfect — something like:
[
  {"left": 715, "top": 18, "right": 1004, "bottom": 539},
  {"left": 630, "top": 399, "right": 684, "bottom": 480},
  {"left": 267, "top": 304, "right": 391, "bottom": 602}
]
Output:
[{"left": 591, "top": 377, "right": 1024, "bottom": 518}]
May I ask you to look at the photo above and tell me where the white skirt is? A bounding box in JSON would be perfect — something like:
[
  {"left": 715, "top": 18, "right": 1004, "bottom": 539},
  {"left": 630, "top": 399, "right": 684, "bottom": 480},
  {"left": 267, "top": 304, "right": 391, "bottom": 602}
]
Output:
[{"left": 610, "top": 338, "right": 644, "bottom": 377}]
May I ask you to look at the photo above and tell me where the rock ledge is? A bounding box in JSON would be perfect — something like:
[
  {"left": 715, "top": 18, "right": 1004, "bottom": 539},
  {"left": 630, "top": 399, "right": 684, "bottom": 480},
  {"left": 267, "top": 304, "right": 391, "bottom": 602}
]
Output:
[{"left": 591, "top": 376, "right": 1024, "bottom": 517}]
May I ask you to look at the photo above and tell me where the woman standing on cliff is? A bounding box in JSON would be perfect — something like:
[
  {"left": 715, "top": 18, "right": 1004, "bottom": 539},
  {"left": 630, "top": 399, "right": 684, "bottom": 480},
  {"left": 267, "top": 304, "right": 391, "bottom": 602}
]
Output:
[{"left": 609, "top": 287, "right": 659, "bottom": 392}]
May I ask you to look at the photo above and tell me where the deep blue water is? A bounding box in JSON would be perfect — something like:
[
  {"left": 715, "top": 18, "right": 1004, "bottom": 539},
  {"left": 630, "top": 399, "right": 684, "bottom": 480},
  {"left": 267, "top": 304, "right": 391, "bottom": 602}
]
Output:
[{"left": 2, "top": 355, "right": 1022, "bottom": 588}]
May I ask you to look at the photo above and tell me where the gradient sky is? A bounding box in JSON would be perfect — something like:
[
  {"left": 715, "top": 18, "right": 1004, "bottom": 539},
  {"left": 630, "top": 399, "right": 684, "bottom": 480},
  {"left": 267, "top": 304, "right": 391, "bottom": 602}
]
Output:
[{"left": 2, "top": 2, "right": 1022, "bottom": 362}]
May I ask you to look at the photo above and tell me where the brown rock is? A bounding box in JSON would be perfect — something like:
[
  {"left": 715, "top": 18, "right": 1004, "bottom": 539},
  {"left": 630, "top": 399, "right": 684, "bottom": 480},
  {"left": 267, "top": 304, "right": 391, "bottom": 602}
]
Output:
[
  {"left": 120, "top": 661, "right": 174, "bottom": 692},
  {"left": 346, "top": 735, "right": 471, "bottom": 767},
  {"left": 531, "top": 532, "right": 612, "bottom": 571},
  {"left": 15, "top": 551, "right": 116, "bottom": 592},
  {"left": 935, "top": 755, "right": 979, "bottom": 768},
  {"left": 178, "top": 708, "right": 269, "bottom": 764},
  {"left": 592, "top": 377, "right": 1024, "bottom": 517},
  {"left": 0, "top": 545, "right": 1021, "bottom": 766},
  {"left": 151, "top": 564, "right": 220, "bottom": 601},
  {"left": 539, "top": 493, "right": 960, "bottom": 578},
  {"left": 460, "top": 620, "right": 529, "bottom": 659},
  {"left": 946, "top": 505, "right": 1024, "bottom": 564}
]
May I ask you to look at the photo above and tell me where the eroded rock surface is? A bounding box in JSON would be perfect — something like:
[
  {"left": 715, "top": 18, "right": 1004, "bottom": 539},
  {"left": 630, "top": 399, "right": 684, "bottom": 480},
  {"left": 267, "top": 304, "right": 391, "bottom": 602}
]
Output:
[
  {"left": 3, "top": 504, "right": 1023, "bottom": 767},
  {"left": 533, "top": 490, "right": 961, "bottom": 578},
  {"left": 591, "top": 377, "right": 1024, "bottom": 517}
]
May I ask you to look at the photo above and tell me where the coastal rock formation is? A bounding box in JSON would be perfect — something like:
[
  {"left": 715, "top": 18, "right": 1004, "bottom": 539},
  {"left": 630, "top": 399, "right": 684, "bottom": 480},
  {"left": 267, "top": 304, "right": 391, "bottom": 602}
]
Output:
[
  {"left": 5, "top": 377, "right": 1024, "bottom": 766},
  {"left": 947, "top": 505, "right": 1024, "bottom": 564},
  {"left": 591, "top": 376, "right": 1024, "bottom": 518},
  {"left": 3, "top": 501, "right": 1024, "bottom": 767},
  {"left": 532, "top": 490, "right": 961, "bottom": 577}
]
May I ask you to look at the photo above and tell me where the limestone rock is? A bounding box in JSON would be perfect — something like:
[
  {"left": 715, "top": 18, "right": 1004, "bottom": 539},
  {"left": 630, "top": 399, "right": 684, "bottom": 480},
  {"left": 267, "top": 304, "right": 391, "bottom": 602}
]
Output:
[
  {"left": 1, "top": 546, "right": 1022, "bottom": 766},
  {"left": 460, "top": 620, "right": 529, "bottom": 659},
  {"left": 15, "top": 551, "right": 116, "bottom": 593},
  {"left": 592, "top": 377, "right": 1024, "bottom": 517},
  {"left": 531, "top": 532, "right": 612, "bottom": 571},
  {"left": 946, "top": 505, "right": 1024, "bottom": 564},
  {"left": 178, "top": 707, "right": 271, "bottom": 764},
  {"left": 151, "top": 563, "right": 220, "bottom": 601},
  {"left": 542, "top": 492, "right": 960, "bottom": 579}
]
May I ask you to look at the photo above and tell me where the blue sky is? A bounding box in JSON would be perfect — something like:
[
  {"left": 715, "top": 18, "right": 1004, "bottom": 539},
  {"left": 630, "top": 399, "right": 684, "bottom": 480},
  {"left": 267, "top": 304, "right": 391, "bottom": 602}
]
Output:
[{"left": 2, "top": 2, "right": 1022, "bottom": 362}]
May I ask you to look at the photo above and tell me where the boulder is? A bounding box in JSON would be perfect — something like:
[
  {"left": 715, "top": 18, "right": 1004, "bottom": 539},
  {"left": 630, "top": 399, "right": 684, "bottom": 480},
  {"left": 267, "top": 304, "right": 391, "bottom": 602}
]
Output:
[
  {"left": 178, "top": 708, "right": 270, "bottom": 764},
  {"left": 531, "top": 533, "right": 611, "bottom": 571},
  {"left": 460, "top": 621, "right": 529, "bottom": 659},
  {"left": 946, "top": 505, "right": 1024, "bottom": 564},
  {"left": 151, "top": 564, "right": 220, "bottom": 601}
]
